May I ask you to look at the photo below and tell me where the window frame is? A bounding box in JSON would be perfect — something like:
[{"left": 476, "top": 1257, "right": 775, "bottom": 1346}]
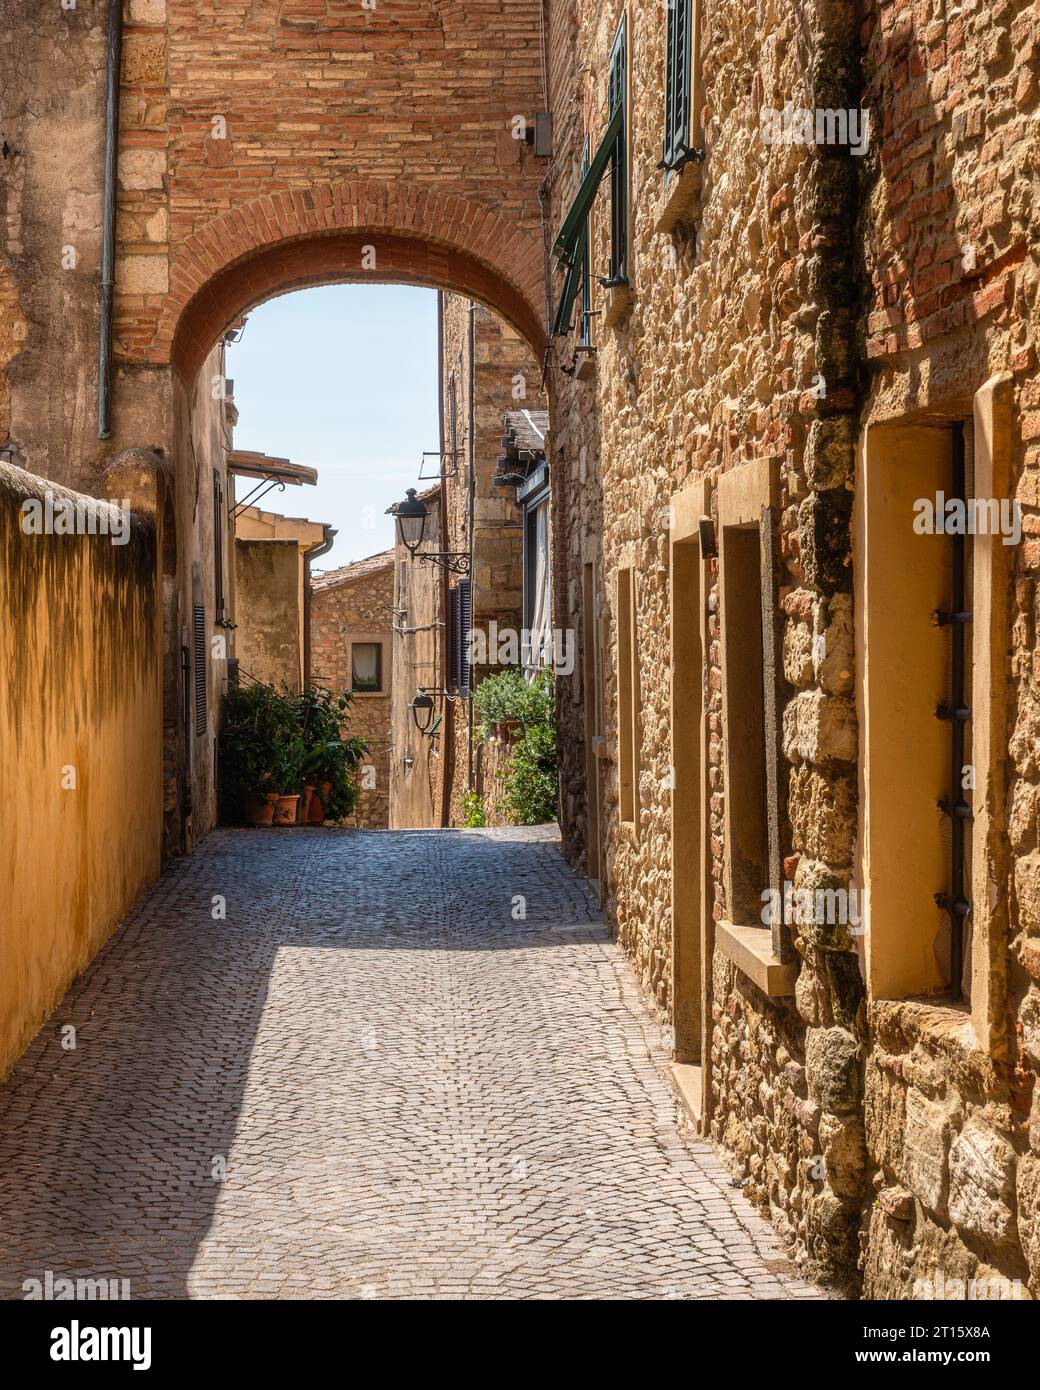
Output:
[{"left": 349, "top": 638, "right": 387, "bottom": 696}]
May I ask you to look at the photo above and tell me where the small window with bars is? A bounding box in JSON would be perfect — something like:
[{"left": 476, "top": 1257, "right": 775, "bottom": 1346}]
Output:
[
  {"left": 663, "top": 0, "right": 693, "bottom": 171},
  {"left": 193, "top": 603, "right": 207, "bottom": 738},
  {"left": 935, "top": 421, "right": 974, "bottom": 1003}
]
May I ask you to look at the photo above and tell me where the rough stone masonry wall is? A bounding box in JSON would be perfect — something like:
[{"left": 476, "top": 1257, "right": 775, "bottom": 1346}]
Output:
[
  {"left": 549, "top": 0, "right": 1040, "bottom": 1297},
  {"left": 440, "top": 293, "right": 544, "bottom": 826},
  {"left": 857, "top": 0, "right": 1040, "bottom": 1300},
  {"left": 547, "top": 0, "right": 866, "bottom": 1292},
  {"left": 310, "top": 564, "right": 394, "bottom": 829}
]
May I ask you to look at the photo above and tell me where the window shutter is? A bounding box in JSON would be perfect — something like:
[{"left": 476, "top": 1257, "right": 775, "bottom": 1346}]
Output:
[
  {"left": 458, "top": 578, "right": 472, "bottom": 698},
  {"left": 664, "top": 0, "right": 692, "bottom": 171},
  {"left": 607, "top": 15, "right": 628, "bottom": 285},
  {"left": 193, "top": 604, "right": 207, "bottom": 737},
  {"left": 448, "top": 584, "right": 461, "bottom": 692}
]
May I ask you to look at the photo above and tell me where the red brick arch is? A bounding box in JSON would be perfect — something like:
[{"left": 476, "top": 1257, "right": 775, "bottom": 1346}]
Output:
[{"left": 160, "top": 178, "right": 547, "bottom": 381}]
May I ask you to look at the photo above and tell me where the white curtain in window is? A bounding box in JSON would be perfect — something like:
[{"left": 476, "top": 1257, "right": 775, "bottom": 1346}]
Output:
[
  {"left": 527, "top": 500, "right": 552, "bottom": 677},
  {"left": 352, "top": 643, "right": 380, "bottom": 690}
]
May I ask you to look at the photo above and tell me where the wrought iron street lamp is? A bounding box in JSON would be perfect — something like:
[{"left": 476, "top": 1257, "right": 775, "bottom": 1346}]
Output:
[
  {"left": 410, "top": 690, "right": 436, "bottom": 734},
  {"left": 395, "top": 488, "right": 428, "bottom": 556},
  {"left": 392, "top": 488, "right": 471, "bottom": 575}
]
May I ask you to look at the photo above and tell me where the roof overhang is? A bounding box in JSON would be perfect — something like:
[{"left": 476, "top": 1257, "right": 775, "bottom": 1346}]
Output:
[{"left": 226, "top": 451, "right": 319, "bottom": 487}]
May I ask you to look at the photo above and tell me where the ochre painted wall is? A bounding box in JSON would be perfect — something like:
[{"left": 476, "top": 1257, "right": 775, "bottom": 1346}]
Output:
[{"left": 0, "top": 462, "right": 162, "bottom": 1080}]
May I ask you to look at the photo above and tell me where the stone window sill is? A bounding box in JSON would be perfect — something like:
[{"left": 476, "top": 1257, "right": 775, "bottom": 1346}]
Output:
[
  {"left": 716, "top": 920, "right": 797, "bottom": 997},
  {"left": 653, "top": 160, "right": 702, "bottom": 235},
  {"left": 602, "top": 283, "right": 633, "bottom": 328},
  {"left": 869, "top": 995, "right": 980, "bottom": 1058}
]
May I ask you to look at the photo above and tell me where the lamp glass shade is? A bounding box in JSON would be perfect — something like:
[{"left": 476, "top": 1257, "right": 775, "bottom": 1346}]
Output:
[
  {"left": 396, "top": 488, "right": 428, "bottom": 555},
  {"left": 410, "top": 690, "right": 435, "bottom": 733}
]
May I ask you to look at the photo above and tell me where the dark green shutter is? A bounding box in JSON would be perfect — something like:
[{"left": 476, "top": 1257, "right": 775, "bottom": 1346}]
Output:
[
  {"left": 663, "top": 0, "right": 692, "bottom": 171},
  {"left": 607, "top": 15, "right": 628, "bottom": 286}
]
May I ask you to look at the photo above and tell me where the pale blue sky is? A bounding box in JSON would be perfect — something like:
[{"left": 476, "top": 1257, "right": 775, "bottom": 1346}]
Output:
[{"left": 225, "top": 284, "right": 440, "bottom": 569}]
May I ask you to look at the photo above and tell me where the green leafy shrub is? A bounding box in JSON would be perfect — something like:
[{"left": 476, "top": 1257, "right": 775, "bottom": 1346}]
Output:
[
  {"left": 472, "top": 668, "right": 557, "bottom": 826},
  {"left": 462, "top": 792, "right": 487, "bottom": 828},
  {"left": 505, "top": 720, "right": 558, "bottom": 825},
  {"left": 474, "top": 667, "right": 554, "bottom": 738}
]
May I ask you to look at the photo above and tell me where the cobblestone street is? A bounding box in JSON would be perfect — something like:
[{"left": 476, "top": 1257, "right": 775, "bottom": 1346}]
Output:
[{"left": 0, "top": 827, "right": 822, "bottom": 1300}]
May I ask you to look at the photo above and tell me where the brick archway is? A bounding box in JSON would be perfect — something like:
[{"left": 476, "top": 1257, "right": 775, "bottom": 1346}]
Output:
[{"left": 160, "top": 178, "right": 547, "bottom": 381}]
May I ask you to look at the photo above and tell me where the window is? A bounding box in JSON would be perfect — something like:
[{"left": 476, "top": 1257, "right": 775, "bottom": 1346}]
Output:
[
  {"left": 521, "top": 466, "right": 551, "bottom": 674},
  {"left": 616, "top": 565, "right": 639, "bottom": 827},
  {"left": 583, "top": 559, "right": 605, "bottom": 887},
  {"left": 716, "top": 462, "right": 781, "bottom": 927},
  {"left": 720, "top": 524, "right": 768, "bottom": 923},
  {"left": 854, "top": 390, "right": 1020, "bottom": 1033},
  {"left": 606, "top": 13, "right": 629, "bottom": 287},
  {"left": 663, "top": 0, "right": 693, "bottom": 171},
  {"left": 351, "top": 642, "right": 383, "bottom": 694}
]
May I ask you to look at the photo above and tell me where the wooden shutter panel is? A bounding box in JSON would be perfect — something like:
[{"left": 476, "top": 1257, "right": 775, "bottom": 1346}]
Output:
[
  {"left": 458, "top": 578, "right": 472, "bottom": 698},
  {"left": 193, "top": 604, "right": 207, "bottom": 737},
  {"left": 664, "top": 0, "right": 692, "bottom": 170},
  {"left": 448, "top": 584, "right": 461, "bottom": 692}
]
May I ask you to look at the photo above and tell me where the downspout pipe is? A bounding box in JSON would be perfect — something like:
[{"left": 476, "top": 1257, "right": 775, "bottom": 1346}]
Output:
[
  {"left": 98, "top": 0, "right": 124, "bottom": 440},
  {"left": 303, "top": 524, "right": 336, "bottom": 687}
]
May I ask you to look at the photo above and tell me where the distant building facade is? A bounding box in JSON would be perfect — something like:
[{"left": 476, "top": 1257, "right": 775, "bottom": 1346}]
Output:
[{"left": 310, "top": 552, "right": 395, "bottom": 828}]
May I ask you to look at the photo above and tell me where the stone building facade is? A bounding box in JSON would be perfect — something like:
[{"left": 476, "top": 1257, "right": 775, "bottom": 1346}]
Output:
[
  {"left": 388, "top": 294, "right": 548, "bottom": 829},
  {"left": 545, "top": 0, "right": 1040, "bottom": 1297},
  {"left": 310, "top": 551, "right": 394, "bottom": 829}
]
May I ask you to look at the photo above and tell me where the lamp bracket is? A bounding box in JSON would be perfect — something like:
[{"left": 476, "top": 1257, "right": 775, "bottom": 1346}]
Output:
[{"left": 415, "top": 551, "right": 472, "bottom": 576}]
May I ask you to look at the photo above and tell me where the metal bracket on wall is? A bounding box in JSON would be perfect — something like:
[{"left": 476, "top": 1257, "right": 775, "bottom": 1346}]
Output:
[
  {"left": 416, "top": 551, "right": 471, "bottom": 576},
  {"left": 232, "top": 475, "right": 286, "bottom": 518}
]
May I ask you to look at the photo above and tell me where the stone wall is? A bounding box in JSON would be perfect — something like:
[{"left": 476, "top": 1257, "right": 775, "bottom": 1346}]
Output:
[
  {"left": 546, "top": 0, "right": 1040, "bottom": 1297},
  {"left": 309, "top": 556, "right": 394, "bottom": 829},
  {"left": 234, "top": 539, "right": 303, "bottom": 692}
]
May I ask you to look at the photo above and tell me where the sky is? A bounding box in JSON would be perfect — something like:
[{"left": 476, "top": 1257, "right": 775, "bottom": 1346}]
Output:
[{"left": 225, "top": 284, "right": 440, "bottom": 570}]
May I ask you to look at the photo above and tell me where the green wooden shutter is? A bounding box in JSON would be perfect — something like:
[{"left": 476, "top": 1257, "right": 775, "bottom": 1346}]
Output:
[
  {"left": 663, "top": 0, "right": 692, "bottom": 171},
  {"left": 607, "top": 15, "right": 628, "bottom": 286}
]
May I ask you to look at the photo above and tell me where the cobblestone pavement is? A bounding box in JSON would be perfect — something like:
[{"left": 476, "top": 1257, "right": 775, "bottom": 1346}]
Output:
[{"left": 0, "top": 827, "right": 823, "bottom": 1300}]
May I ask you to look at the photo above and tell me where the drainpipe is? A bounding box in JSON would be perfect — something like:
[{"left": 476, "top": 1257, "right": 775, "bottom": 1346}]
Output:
[
  {"left": 303, "top": 524, "right": 336, "bottom": 687},
  {"left": 437, "top": 291, "right": 455, "bottom": 828},
  {"left": 467, "top": 300, "right": 476, "bottom": 793},
  {"left": 97, "top": 0, "right": 123, "bottom": 440}
]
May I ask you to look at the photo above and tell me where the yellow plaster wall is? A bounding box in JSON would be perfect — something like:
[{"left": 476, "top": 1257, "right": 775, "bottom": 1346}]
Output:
[{"left": 0, "top": 464, "right": 162, "bottom": 1079}]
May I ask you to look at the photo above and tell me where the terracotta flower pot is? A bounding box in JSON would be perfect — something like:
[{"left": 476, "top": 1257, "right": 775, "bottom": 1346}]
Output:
[
  {"left": 273, "top": 794, "right": 300, "bottom": 826},
  {"left": 307, "top": 789, "right": 325, "bottom": 823},
  {"left": 245, "top": 791, "right": 279, "bottom": 827},
  {"left": 300, "top": 785, "right": 315, "bottom": 823}
]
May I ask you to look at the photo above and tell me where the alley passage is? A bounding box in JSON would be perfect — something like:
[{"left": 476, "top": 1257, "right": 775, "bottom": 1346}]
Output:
[{"left": 0, "top": 828, "right": 822, "bottom": 1300}]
